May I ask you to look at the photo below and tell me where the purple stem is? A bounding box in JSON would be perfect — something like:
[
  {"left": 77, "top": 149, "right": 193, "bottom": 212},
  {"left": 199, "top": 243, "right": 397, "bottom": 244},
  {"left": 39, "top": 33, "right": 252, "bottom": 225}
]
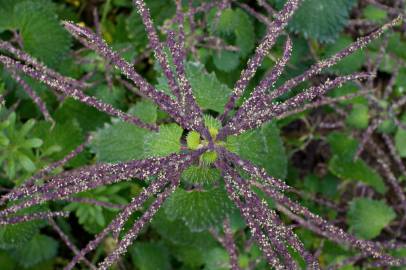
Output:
[
  {"left": 222, "top": 218, "right": 241, "bottom": 270},
  {"left": 48, "top": 218, "right": 97, "bottom": 270},
  {"left": 8, "top": 69, "right": 53, "bottom": 123}
]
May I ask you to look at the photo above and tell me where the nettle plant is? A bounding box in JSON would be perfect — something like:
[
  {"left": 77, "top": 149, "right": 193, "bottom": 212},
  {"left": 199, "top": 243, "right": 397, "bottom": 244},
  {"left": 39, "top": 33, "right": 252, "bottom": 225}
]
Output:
[{"left": 0, "top": 0, "right": 405, "bottom": 269}]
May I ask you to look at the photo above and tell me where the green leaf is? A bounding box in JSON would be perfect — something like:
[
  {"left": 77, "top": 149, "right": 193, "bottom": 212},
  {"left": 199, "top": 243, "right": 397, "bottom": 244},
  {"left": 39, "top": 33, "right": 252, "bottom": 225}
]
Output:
[
  {"left": 209, "top": 7, "right": 255, "bottom": 71},
  {"left": 0, "top": 133, "right": 10, "bottom": 147},
  {"left": 151, "top": 209, "right": 216, "bottom": 248},
  {"left": 213, "top": 51, "right": 240, "bottom": 72},
  {"left": 0, "top": 0, "right": 23, "bottom": 30},
  {"left": 214, "top": 8, "right": 255, "bottom": 57},
  {"left": 164, "top": 187, "right": 234, "bottom": 232},
  {"left": 329, "top": 155, "right": 387, "bottom": 194},
  {"left": 347, "top": 198, "right": 396, "bottom": 239},
  {"left": 64, "top": 202, "right": 106, "bottom": 233},
  {"left": 33, "top": 120, "right": 84, "bottom": 161},
  {"left": 15, "top": 153, "right": 36, "bottom": 172},
  {"left": 91, "top": 121, "right": 148, "bottom": 163},
  {"left": 144, "top": 124, "right": 182, "bottom": 157},
  {"left": 387, "top": 33, "right": 406, "bottom": 61},
  {"left": 8, "top": 0, "right": 71, "bottom": 66},
  {"left": 200, "top": 151, "right": 218, "bottom": 165},
  {"left": 65, "top": 184, "right": 128, "bottom": 233},
  {"left": 327, "top": 132, "right": 387, "bottom": 193},
  {"left": 378, "top": 119, "right": 396, "bottom": 134},
  {"left": 19, "top": 119, "right": 36, "bottom": 137},
  {"left": 187, "top": 62, "right": 232, "bottom": 113},
  {"left": 172, "top": 245, "right": 206, "bottom": 268},
  {"left": 54, "top": 98, "right": 110, "bottom": 133},
  {"left": 128, "top": 99, "right": 157, "bottom": 124},
  {"left": 0, "top": 251, "right": 16, "bottom": 270},
  {"left": 204, "top": 114, "right": 222, "bottom": 130},
  {"left": 395, "top": 114, "right": 406, "bottom": 157},
  {"left": 0, "top": 206, "right": 47, "bottom": 249},
  {"left": 227, "top": 122, "right": 287, "bottom": 179},
  {"left": 395, "top": 129, "right": 406, "bottom": 157},
  {"left": 204, "top": 248, "right": 231, "bottom": 270},
  {"left": 346, "top": 104, "right": 369, "bottom": 129},
  {"left": 181, "top": 165, "right": 221, "bottom": 185},
  {"left": 5, "top": 158, "right": 16, "bottom": 179},
  {"left": 0, "top": 221, "right": 41, "bottom": 250},
  {"left": 22, "top": 138, "right": 43, "bottom": 148},
  {"left": 327, "top": 132, "right": 358, "bottom": 159},
  {"left": 88, "top": 85, "right": 126, "bottom": 110},
  {"left": 130, "top": 242, "right": 171, "bottom": 270},
  {"left": 363, "top": 5, "right": 388, "bottom": 22},
  {"left": 273, "top": 0, "right": 357, "bottom": 43},
  {"left": 10, "top": 234, "right": 58, "bottom": 268}
]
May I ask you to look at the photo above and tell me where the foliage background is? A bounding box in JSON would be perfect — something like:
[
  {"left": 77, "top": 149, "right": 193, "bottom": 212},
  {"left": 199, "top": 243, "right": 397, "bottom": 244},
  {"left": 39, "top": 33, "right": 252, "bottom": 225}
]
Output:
[{"left": 0, "top": 0, "right": 406, "bottom": 269}]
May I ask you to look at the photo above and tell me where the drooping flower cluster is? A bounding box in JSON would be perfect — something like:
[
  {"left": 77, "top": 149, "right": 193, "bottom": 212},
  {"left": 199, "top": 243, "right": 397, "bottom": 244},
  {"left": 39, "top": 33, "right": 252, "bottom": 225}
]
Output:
[{"left": 0, "top": 0, "right": 405, "bottom": 269}]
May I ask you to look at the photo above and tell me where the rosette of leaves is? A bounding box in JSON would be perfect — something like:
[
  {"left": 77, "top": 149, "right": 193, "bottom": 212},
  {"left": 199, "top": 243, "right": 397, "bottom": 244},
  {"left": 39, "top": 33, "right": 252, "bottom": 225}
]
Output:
[
  {"left": 64, "top": 183, "right": 129, "bottom": 234},
  {"left": 0, "top": 0, "right": 403, "bottom": 269},
  {"left": 0, "top": 113, "right": 43, "bottom": 179}
]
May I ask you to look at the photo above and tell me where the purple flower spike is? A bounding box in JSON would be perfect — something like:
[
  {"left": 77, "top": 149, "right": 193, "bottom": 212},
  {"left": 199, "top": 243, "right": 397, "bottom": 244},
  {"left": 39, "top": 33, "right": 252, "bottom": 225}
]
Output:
[
  {"left": 0, "top": 152, "right": 201, "bottom": 218},
  {"left": 63, "top": 149, "right": 204, "bottom": 270},
  {"left": 219, "top": 37, "right": 293, "bottom": 140},
  {"left": 97, "top": 176, "right": 179, "bottom": 270},
  {"left": 217, "top": 156, "right": 318, "bottom": 269},
  {"left": 0, "top": 55, "right": 158, "bottom": 131},
  {"left": 260, "top": 185, "right": 400, "bottom": 264},
  {"left": 132, "top": 0, "right": 182, "bottom": 98},
  {"left": 0, "top": 211, "right": 69, "bottom": 225},
  {"left": 62, "top": 21, "right": 195, "bottom": 131},
  {"left": 0, "top": 41, "right": 88, "bottom": 89},
  {"left": 1, "top": 137, "right": 90, "bottom": 206},
  {"left": 219, "top": 0, "right": 301, "bottom": 122},
  {"left": 63, "top": 174, "right": 170, "bottom": 270},
  {"left": 217, "top": 147, "right": 290, "bottom": 191},
  {"left": 220, "top": 72, "right": 373, "bottom": 137},
  {"left": 220, "top": 168, "right": 284, "bottom": 269},
  {"left": 268, "top": 16, "right": 402, "bottom": 102},
  {"left": 135, "top": 0, "right": 208, "bottom": 136},
  {"left": 222, "top": 218, "right": 241, "bottom": 270}
]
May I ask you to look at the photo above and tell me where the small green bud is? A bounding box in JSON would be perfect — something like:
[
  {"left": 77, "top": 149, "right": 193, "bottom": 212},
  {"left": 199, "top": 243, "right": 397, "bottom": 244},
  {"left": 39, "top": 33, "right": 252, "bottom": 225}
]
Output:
[
  {"left": 187, "top": 131, "right": 201, "bottom": 150},
  {"left": 209, "top": 127, "right": 218, "bottom": 139},
  {"left": 201, "top": 151, "right": 218, "bottom": 165}
]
